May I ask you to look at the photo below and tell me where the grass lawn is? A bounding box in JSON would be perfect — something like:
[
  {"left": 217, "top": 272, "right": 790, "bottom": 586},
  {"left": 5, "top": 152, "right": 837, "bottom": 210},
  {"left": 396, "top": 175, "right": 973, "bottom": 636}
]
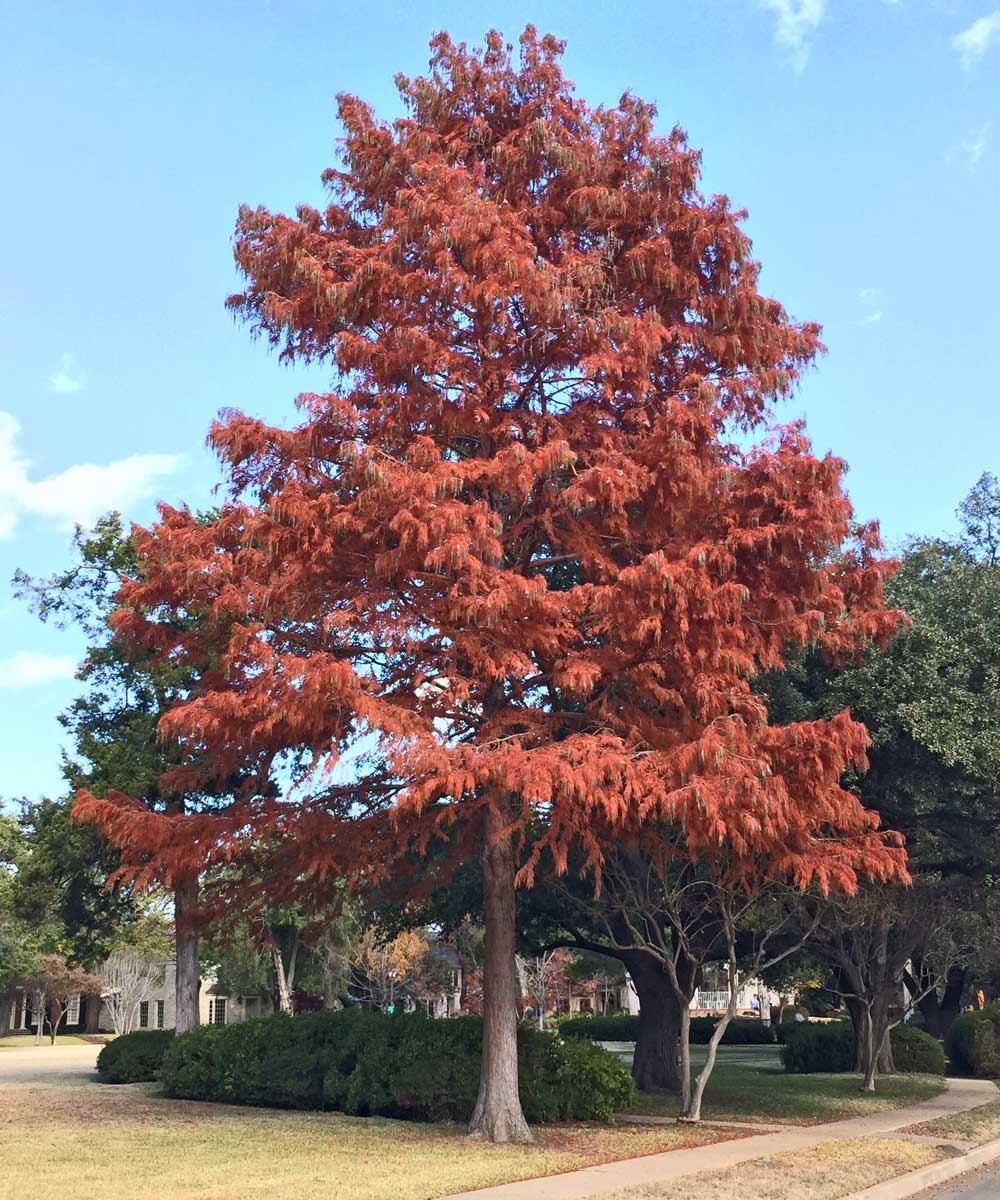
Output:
[
  {"left": 0, "top": 1034, "right": 98, "bottom": 1048},
  {"left": 603, "top": 1137, "right": 952, "bottom": 1200},
  {"left": 905, "top": 1096, "right": 1000, "bottom": 1145},
  {"left": 0, "top": 1082, "right": 740, "bottom": 1200},
  {"left": 626, "top": 1064, "right": 947, "bottom": 1125}
]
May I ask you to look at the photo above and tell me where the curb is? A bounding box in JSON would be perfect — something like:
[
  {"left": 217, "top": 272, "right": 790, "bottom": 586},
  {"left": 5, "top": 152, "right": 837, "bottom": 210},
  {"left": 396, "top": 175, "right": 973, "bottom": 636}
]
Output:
[{"left": 843, "top": 1136, "right": 1000, "bottom": 1200}]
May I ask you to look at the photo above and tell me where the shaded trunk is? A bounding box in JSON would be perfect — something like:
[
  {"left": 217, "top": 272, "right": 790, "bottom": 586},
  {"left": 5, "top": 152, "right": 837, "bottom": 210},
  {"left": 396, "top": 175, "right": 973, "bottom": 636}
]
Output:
[
  {"left": 917, "top": 966, "right": 966, "bottom": 1039},
  {"left": 0, "top": 991, "right": 14, "bottom": 1037},
  {"left": 468, "top": 801, "right": 532, "bottom": 1143},
  {"left": 624, "top": 952, "right": 682, "bottom": 1094},
  {"left": 174, "top": 874, "right": 201, "bottom": 1034},
  {"left": 83, "top": 991, "right": 102, "bottom": 1033}
]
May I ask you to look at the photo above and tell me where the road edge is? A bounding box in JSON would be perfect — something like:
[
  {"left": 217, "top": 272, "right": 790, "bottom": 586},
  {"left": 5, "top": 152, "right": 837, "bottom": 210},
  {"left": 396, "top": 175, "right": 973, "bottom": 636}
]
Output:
[{"left": 843, "top": 1137, "right": 1000, "bottom": 1200}]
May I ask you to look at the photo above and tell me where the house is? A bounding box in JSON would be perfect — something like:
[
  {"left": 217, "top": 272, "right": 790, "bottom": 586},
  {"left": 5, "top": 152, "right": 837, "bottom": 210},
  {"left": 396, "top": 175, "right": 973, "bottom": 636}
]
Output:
[
  {"left": 561, "top": 970, "right": 778, "bottom": 1020},
  {"left": 6, "top": 960, "right": 272, "bottom": 1036},
  {"left": 423, "top": 942, "right": 463, "bottom": 1018}
]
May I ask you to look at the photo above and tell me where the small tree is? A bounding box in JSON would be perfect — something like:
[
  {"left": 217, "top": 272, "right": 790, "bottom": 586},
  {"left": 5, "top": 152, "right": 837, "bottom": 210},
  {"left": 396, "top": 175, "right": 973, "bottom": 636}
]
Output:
[
  {"left": 350, "top": 927, "right": 435, "bottom": 1011},
  {"left": 795, "top": 882, "right": 990, "bottom": 1091},
  {"left": 101, "top": 948, "right": 164, "bottom": 1037},
  {"left": 516, "top": 950, "right": 562, "bottom": 1029},
  {"left": 562, "top": 841, "right": 827, "bottom": 1121},
  {"left": 21, "top": 955, "right": 103, "bottom": 1045}
]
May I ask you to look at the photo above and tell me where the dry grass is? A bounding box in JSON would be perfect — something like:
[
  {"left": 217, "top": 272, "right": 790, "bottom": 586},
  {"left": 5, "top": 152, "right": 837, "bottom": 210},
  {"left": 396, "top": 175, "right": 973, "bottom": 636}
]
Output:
[
  {"left": 603, "top": 1137, "right": 951, "bottom": 1200},
  {"left": 905, "top": 1097, "right": 1000, "bottom": 1145},
  {"left": 0, "top": 1082, "right": 737, "bottom": 1200},
  {"left": 0, "top": 1034, "right": 96, "bottom": 1048},
  {"left": 627, "top": 1064, "right": 947, "bottom": 1125}
]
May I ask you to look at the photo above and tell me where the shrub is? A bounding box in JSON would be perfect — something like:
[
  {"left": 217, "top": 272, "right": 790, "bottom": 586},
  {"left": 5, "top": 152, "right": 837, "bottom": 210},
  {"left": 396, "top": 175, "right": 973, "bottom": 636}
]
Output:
[
  {"left": 558, "top": 1014, "right": 639, "bottom": 1041},
  {"left": 781, "top": 1020, "right": 945, "bottom": 1075},
  {"left": 780, "top": 1021, "right": 855, "bottom": 1073},
  {"left": 160, "top": 1009, "right": 635, "bottom": 1124},
  {"left": 946, "top": 1005, "right": 1000, "bottom": 1077},
  {"left": 559, "top": 1013, "right": 773, "bottom": 1045},
  {"left": 890, "top": 1024, "right": 945, "bottom": 1075},
  {"left": 706, "top": 1017, "right": 774, "bottom": 1045},
  {"left": 96, "top": 1029, "right": 175, "bottom": 1083}
]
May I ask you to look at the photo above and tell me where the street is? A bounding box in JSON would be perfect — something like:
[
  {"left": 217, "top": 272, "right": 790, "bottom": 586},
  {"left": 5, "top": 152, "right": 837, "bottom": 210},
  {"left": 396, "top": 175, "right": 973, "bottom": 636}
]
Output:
[
  {"left": 919, "top": 1163, "right": 1000, "bottom": 1199},
  {"left": 0, "top": 1043, "right": 101, "bottom": 1084}
]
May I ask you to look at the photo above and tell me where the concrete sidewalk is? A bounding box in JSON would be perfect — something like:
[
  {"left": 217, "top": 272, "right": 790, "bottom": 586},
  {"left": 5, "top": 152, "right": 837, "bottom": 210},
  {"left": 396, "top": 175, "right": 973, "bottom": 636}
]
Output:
[{"left": 443, "top": 1078, "right": 1000, "bottom": 1200}]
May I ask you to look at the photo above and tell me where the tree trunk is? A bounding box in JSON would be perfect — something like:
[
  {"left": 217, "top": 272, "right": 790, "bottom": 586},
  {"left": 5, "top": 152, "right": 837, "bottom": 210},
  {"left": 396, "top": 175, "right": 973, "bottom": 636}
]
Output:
[
  {"left": 917, "top": 967, "right": 966, "bottom": 1039},
  {"left": 34, "top": 991, "right": 45, "bottom": 1045},
  {"left": 174, "top": 874, "right": 201, "bottom": 1034},
  {"left": 862, "top": 1004, "right": 878, "bottom": 1092},
  {"left": 683, "top": 1005, "right": 735, "bottom": 1122},
  {"left": 270, "top": 938, "right": 294, "bottom": 1015},
  {"left": 625, "top": 953, "right": 683, "bottom": 1094},
  {"left": 682, "top": 948, "right": 739, "bottom": 1123},
  {"left": 850, "top": 995, "right": 894, "bottom": 1087},
  {"left": 0, "top": 991, "right": 14, "bottom": 1038},
  {"left": 49, "top": 1001, "right": 66, "bottom": 1046},
  {"left": 468, "top": 801, "right": 532, "bottom": 1143},
  {"left": 678, "top": 1004, "right": 692, "bottom": 1113},
  {"left": 83, "top": 991, "right": 102, "bottom": 1033}
]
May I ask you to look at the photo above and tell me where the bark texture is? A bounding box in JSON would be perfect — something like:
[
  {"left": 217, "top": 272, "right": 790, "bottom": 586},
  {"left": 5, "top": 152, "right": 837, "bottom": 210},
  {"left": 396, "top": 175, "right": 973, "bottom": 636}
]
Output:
[
  {"left": 468, "top": 803, "right": 532, "bottom": 1143},
  {"left": 625, "top": 952, "right": 683, "bottom": 1094},
  {"left": 174, "top": 874, "right": 201, "bottom": 1034}
]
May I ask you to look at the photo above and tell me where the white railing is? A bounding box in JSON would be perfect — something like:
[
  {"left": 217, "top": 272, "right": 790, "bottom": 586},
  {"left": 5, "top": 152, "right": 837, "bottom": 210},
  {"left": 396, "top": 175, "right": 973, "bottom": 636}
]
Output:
[{"left": 695, "top": 990, "right": 730, "bottom": 1010}]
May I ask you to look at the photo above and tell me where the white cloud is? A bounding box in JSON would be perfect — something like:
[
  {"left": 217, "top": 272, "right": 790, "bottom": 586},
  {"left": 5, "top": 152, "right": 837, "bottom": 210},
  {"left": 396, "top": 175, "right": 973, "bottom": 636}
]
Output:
[
  {"left": 952, "top": 11, "right": 1000, "bottom": 70},
  {"left": 0, "top": 410, "right": 181, "bottom": 539},
  {"left": 0, "top": 650, "right": 78, "bottom": 687},
  {"left": 48, "top": 354, "right": 87, "bottom": 395},
  {"left": 948, "top": 124, "right": 991, "bottom": 171},
  {"left": 759, "top": 0, "right": 825, "bottom": 72}
]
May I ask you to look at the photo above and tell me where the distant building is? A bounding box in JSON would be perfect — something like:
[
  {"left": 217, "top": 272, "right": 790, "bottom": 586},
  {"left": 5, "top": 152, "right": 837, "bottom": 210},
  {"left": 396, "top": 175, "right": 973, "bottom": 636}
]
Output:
[{"left": 6, "top": 960, "right": 272, "bottom": 1036}]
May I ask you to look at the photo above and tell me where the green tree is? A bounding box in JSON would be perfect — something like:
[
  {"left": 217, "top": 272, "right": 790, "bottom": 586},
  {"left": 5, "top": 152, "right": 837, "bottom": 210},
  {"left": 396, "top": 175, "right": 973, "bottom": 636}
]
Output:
[
  {"left": 14, "top": 514, "right": 230, "bottom": 1031},
  {"left": 766, "top": 473, "right": 1000, "bottom": 1041},
  {"left": 0, "top": 814, "right": 41, "bottom": 1037}
]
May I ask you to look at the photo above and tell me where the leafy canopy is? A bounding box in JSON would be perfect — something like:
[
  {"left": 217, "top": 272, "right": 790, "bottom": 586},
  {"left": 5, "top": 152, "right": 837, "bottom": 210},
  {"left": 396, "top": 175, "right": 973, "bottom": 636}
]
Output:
[{"left": 77, "top": 28, "right": 903, "bottom": 909}]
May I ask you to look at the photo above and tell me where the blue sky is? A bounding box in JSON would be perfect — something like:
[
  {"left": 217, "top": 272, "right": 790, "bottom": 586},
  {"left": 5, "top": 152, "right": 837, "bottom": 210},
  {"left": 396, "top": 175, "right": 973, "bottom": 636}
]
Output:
[{"left": 1, "top": 0, "right": 997, "bottom": 801}]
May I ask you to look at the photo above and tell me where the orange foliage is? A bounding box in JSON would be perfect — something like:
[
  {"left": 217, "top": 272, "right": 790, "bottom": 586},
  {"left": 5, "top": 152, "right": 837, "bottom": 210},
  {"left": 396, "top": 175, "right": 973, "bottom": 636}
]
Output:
[{"left": 75, "top": 28, "right": 905, "bottom": 911}]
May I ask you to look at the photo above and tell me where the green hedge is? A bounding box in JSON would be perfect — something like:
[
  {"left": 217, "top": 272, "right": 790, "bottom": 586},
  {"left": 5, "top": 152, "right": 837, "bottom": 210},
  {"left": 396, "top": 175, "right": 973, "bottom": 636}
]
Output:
[
  {"left": 780, "top": 1021, "right": 944, "bottom": 1075},
  {"left": 160, "top": 1010, "right": 635, "bottom": 1123},
  {"left": 945, "top": 1005, "right": 1000, "bottom": 1077},
  {"left": 558, "top": 1015, "right": 640, "bottom": 1041},
  {"left": 96, "top": 1030, "right": 176, "bottom": 1083},
  {"left": 780, "top": 1021, "right": 855, "bottom": 1073},
  {"left": 558, "top": 1014, "right": 774, "bottom": 1045}
]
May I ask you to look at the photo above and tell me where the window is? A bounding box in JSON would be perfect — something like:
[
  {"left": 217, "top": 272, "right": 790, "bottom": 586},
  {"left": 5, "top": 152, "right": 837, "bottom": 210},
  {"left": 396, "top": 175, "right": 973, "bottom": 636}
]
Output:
[
  {"left": 156, "top": 1000, "right": 165, "bottom": 1030},
  {"left": 209, "top": 998, "right": 227, "bottom": 1026},
  {"left": 66, "top": 995, "right": 81, "bottom": 1026},
  {"left": 138, "top": 1001, "right": 149, "bottom": 1029}
]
